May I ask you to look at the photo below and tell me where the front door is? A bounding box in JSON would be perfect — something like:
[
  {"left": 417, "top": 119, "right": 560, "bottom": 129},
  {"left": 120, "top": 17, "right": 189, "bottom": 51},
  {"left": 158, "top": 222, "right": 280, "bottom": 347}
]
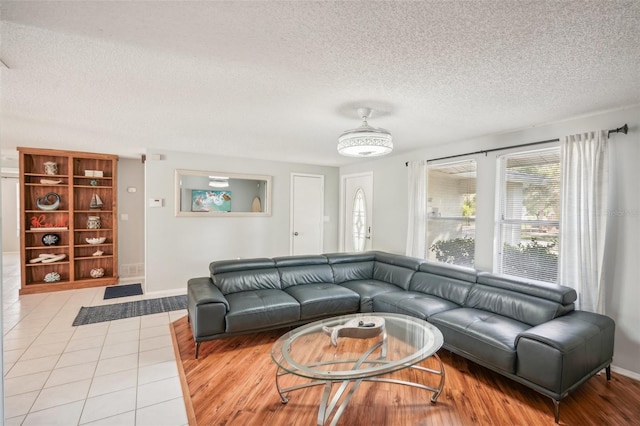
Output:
[{"left": 341, "top": 172, "right": 373, "bottom": 252}]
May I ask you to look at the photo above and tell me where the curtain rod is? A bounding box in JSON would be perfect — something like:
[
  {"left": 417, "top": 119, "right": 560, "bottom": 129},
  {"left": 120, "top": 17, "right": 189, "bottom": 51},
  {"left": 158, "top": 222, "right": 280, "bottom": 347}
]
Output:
[{"left": 405, "top": 123, "right": 628, "bottom": 166}]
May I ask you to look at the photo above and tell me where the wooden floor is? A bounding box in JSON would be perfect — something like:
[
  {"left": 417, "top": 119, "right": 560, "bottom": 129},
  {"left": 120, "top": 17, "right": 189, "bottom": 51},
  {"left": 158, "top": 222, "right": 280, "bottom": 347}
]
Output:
[{"left": 170, "top": 317, "right": 640, "bottom": 426}]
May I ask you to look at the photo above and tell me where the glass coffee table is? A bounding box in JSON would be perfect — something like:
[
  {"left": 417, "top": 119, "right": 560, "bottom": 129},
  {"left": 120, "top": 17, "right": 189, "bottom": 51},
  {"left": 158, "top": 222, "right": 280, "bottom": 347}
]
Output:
[{"left": 271, "top": 313, "right": 445, "bottom": 426}]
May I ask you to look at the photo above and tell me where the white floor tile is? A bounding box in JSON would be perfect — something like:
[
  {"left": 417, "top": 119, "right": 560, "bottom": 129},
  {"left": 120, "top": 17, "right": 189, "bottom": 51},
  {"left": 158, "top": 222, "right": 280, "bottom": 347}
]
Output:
[
  {"left": 99, "top": 339, "right": 140, "bottom": 360},
  {"left": 137, "top": 360, "right": 178, "bottom": 386},
  {"left": 31, "top": 378, "right": 92, "bottom": 412},
  {"left": 22, "top": 400, "right": 84, "bottom": 426},
  {"left": 5, "top": 354, "right": 60, "bottom": 378},
  {"left": 65, "top": 334, "right": 106, "bottom": 352},
  {"left": 82, "top": 411, "right": 136, "bottom": 426},
  {"left": 45, "top": 361, "right": 98, "bottom": 388},
  {"left": 20, "top": 341, "right": 68, "bottom": 360},
  {"left": 4, "top": 371, "right": 50, "bottom": 397},
  {"left": 57, "top": 346, "right": 102, "bottom": 368},
  {"left": 4, "top": 390, "right": 40, "bottom": 418},
  {"left": 79, "top": 387, "right": 137, "bottom": 424},
  {"left": 135, "top": 397, "right": 188, "bottom": 426},
  {"left": 136, "top": 376, "right": 183, "bottom": 409},
  {"left": 2, "top": 253, "right": 189, "bottom": 425},
  {"left": 94, "top": 353, "right": 139, "bottom": 376},
  {"left": 138, "top": 345, "right": 175, "bottom": 368},
  {"left": 88, "top": 367, "right": 138, "bottom": 397},
  {"left": 139, "top": 334, "right": 172, "bottom": 352}
]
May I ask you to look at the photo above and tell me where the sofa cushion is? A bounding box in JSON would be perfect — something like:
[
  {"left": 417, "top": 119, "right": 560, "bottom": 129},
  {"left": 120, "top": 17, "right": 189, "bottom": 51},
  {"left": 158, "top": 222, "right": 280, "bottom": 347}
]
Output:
[
  {"left": 409, "top": 270, "right": 474, "bottom": 306},
  {"left": 476, "top": 272, "right": 577, "bottom": 305},
  {"left": 372, "top": 263, "right": 416, "bottom": 291},
  {"left": 373, "top": 291, "right": 460, "bottom": 320},
  {"left": 225, "top": 289, "right": 300, "bottom": 333},
  {"left": 210, "top": 258, "right": 281, "bottom": 295},
  {"left": 429, "top": 308, "right": 530, "bottom": 373},
  {"left": 464, "top": 284, "right": 570, "bottom": 326},
  {"left": 284, "top": 284, "right": 360, "bottom": 320},
  {"left": 339, "top": 280, "right": 403, "bottom": 312},
  {"left": 275, "top": 255, "right": 335, "bottom": 288}
]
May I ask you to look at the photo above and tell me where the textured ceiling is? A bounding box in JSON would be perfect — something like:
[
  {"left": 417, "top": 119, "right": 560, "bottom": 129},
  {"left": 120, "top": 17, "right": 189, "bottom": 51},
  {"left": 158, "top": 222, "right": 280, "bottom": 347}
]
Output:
[{"left": 1, "top": 1, "right": 639, "bottom": 166}]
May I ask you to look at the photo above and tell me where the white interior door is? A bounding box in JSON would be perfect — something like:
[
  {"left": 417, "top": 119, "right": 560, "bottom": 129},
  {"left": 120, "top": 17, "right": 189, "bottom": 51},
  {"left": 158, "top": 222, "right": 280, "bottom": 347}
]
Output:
[
  {"left": 341, "top": 172, "right": 373, "bottom": 252},
  {"left": 291, "top": 173, "right": 324, "bottom": 255}
]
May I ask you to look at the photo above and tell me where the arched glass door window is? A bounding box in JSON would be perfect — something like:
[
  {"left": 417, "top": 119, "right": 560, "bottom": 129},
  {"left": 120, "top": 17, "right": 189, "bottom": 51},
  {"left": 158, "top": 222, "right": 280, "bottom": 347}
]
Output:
[{"left": 352, "top": 187, "right": 367, "bottom": 252}]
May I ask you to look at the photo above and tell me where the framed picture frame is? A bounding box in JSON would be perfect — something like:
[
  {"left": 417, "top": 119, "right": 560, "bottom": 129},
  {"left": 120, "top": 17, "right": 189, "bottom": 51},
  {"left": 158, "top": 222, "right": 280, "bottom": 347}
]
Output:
[{"left": 191, "top": 190, "right": 232, "bottom": 212}]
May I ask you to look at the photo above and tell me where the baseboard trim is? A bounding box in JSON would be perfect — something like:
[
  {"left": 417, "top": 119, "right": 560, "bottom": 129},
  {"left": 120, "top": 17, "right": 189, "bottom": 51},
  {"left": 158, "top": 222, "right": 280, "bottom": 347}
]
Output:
[{"left": 611, "top": 365, "right": 640, "bottom": 381}]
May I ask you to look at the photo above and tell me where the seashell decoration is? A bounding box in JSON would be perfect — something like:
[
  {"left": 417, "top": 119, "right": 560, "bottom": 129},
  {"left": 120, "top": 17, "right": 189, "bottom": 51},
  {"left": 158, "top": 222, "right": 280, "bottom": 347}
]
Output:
[
  {"left": 44, "top": 272, "right": 61, "bottom": 283},
  {"left": 90, "top": 267, "right": 105, "bottom": 278}
]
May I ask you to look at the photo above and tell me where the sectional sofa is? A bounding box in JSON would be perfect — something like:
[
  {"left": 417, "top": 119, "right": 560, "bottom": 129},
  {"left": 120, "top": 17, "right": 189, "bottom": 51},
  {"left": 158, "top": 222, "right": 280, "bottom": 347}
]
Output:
[{"left": 187, "top": 251, "right": 615, "bottom": 422}]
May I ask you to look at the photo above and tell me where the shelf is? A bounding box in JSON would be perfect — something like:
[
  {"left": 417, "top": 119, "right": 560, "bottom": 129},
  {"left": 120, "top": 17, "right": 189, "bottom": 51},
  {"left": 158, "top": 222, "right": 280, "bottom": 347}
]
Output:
[
  {"left": 26, "top": 261, "right": 70, "bottom": 268},
  {"left": 19, "top": 147, "right": 119, "bottom": 294},
  {"left": 76, "top": 255, "right": 114, "bottom": 261},
  {"left": 27, "top": 228, "right": 69, "bottom": 233}
]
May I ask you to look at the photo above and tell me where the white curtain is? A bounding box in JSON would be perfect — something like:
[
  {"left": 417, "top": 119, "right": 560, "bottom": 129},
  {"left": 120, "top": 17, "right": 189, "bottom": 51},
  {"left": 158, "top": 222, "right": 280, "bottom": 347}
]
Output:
[
  {"left": 405, "top": 160, "right": 428, "bottom": 258},
  {"left": 559, "top": 130, "right": 609, "bottom": 313}
]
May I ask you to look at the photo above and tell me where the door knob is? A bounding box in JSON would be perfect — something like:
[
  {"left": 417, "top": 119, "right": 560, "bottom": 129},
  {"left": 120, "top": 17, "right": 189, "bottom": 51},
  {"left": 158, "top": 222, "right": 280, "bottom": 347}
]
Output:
[{"left": 294, "top": 232, "right": 299, "bottom": 236}]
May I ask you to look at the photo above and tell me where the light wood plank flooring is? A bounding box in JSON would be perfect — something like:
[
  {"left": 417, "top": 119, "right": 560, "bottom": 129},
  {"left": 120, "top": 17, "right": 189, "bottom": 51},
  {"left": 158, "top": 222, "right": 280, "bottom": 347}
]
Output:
[{"left": 170, "top": 316, "right": 640, "bottom": 425}]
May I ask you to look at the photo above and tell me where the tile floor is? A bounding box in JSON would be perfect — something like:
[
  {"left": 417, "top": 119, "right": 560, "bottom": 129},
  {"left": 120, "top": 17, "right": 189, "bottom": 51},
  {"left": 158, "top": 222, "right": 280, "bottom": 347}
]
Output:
[{"left": 2, "top": 252, "right": 189, "bottom": 425}]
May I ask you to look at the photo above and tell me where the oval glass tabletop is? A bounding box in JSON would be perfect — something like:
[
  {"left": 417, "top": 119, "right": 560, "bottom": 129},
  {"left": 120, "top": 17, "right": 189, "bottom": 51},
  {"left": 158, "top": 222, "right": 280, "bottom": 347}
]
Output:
[{"left": 271, "top": 312, "right": 444, "bottom": 381}]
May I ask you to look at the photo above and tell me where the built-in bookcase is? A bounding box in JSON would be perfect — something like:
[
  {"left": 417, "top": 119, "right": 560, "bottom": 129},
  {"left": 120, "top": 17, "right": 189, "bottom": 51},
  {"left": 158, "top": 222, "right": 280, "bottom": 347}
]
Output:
[{"left": 18, "top": 147, "right": 119, "bottom": 294}]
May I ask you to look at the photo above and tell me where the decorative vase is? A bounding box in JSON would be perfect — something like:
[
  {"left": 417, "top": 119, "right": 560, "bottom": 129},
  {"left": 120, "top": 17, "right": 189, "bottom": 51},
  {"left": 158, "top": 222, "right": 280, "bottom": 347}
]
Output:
[
  {"left": 36, "top": 192, "right": 61, "bottom": 211},
  {"left": 90, "top": 267, "right": 105, "bottom": 278},
  {"left": 43, "top": 161, "right": 58, "bottom": 175},
  {"left": 87, "top": 216, "right": 101, "bottom": 229}
]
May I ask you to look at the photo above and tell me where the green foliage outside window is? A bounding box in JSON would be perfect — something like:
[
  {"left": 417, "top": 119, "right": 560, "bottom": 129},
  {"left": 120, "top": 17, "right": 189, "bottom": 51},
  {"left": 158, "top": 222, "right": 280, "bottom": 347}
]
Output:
[
  {"left": 429, "top": 237, "right": 475, "bottom": 267},
  {"left": 429, "top": 236, "right": 558, "bottom": 282}
]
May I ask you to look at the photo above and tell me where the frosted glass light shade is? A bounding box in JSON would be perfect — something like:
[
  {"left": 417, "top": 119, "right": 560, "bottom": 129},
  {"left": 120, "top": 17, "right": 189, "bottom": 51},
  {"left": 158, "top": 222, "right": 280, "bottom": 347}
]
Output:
[{"left": 337, "top": 123, "right": 393, "bottom": 157}]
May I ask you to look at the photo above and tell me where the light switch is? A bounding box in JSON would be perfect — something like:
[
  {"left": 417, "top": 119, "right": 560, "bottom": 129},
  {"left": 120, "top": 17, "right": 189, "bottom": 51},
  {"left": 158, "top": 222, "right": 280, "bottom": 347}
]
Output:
[{"left": 120, "top": 214, "right": 129, "bottom": 221}]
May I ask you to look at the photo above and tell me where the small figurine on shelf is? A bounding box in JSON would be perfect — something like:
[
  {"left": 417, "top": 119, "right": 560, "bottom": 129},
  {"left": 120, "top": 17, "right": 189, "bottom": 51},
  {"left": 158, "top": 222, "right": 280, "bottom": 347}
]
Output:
[
  {"left": 43, "top": 161, "right": 58, "bottom": 175},
  {"left": 89, "top": 193, "right": 103, "bottom": 209}
]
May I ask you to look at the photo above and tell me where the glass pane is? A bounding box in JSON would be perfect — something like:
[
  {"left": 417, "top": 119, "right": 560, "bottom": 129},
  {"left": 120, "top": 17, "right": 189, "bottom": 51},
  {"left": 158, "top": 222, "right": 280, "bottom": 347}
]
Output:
[
  {"left": 500, "top": 223, "right": 559, "bottom": 283},
  {"left": 352, "top": 188, "right": 367, "bottom": 252},
  {"left": 498, "top": 147, "right": 560, "bottom": 283},
  {"left": 427, "top": 160, "right": 476, "bottom": 267}
]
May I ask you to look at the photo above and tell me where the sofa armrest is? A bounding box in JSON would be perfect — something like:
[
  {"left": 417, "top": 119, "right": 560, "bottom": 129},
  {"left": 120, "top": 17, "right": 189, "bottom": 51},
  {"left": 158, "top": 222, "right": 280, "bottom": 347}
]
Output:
[
  {"left": 515, "top": 311, "right": 615, "bottom": 398},
  {"left": 187, "top": 277, "right": 228, "bottom": 341}
]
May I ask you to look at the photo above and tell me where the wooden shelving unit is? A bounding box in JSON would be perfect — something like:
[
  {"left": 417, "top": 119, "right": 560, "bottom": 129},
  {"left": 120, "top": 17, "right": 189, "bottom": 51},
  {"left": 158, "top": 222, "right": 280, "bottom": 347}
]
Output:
[{"left": 18, "top": 147, "right": 119, "bottom": 294}]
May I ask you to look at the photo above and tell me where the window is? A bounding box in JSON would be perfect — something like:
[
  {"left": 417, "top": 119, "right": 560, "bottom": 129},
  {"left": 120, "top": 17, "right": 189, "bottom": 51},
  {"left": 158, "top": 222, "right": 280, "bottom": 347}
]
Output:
[
  {"left": 495, "top": 147, "right": 560, "bottom": 283},
  {"left": 427, "top": 160, "right": 476, "bottom": 267},
  {"left": 352, "top": 187, "right": 367, "bottom": 252}
]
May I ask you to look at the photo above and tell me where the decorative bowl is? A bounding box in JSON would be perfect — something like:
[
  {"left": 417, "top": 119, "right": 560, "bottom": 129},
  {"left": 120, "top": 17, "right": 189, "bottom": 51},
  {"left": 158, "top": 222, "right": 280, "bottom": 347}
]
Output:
[
  {"left": 42, "top": 233, "right": 60, "bottom": 246},
  {"left": 85, "top": 237, "right": 106, "bottom": 245}
]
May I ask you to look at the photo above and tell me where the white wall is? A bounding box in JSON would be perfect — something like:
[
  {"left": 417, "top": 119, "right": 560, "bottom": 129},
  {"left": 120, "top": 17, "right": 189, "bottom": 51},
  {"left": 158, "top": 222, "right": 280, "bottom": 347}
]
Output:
[
  {"left": 340, "top": 105, "right": 640, "bottom": 377},
  {"left": 117, "top": 158, "right": 145, "bottom": 278},
  {"left": 144, "top": 149, "right": 339, "bottom": 294},
  {"left": 1, "top": 176, "right": 18, "bottom": 252}
]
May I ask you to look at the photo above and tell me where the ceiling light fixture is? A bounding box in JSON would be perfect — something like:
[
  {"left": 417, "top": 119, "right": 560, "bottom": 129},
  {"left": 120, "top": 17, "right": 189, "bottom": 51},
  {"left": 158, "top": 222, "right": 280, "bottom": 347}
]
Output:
[{"left": 337, "top": 107, "right": 393, "bottom": 157}]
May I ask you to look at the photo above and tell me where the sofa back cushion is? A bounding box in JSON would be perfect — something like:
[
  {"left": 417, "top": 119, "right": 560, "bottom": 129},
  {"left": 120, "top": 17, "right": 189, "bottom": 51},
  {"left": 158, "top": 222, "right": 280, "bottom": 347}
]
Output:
[
  {"left": 372, "top": 252, "right": 422, "bottom": 290},
  {"left": 325, "top": 252, "right": 375, "bottom": 283},
  {"left": 210, "top": 258, "right": 281, "bottom": 295},
  {"left": 409, "top": 262, "right": 476, "bottom": 305},
  {"left": 274, "top": 255, "right": 334, "bottom": 288},
  {"left": 465, "top": 273, "right": 576, "bottom": 326}
]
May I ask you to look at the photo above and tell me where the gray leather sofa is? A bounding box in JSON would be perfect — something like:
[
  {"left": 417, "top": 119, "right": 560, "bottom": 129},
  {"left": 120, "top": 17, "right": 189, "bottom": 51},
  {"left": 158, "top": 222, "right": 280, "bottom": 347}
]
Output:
[{"left": 187, "top": 251, "right": 614, "bottom": 422}]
